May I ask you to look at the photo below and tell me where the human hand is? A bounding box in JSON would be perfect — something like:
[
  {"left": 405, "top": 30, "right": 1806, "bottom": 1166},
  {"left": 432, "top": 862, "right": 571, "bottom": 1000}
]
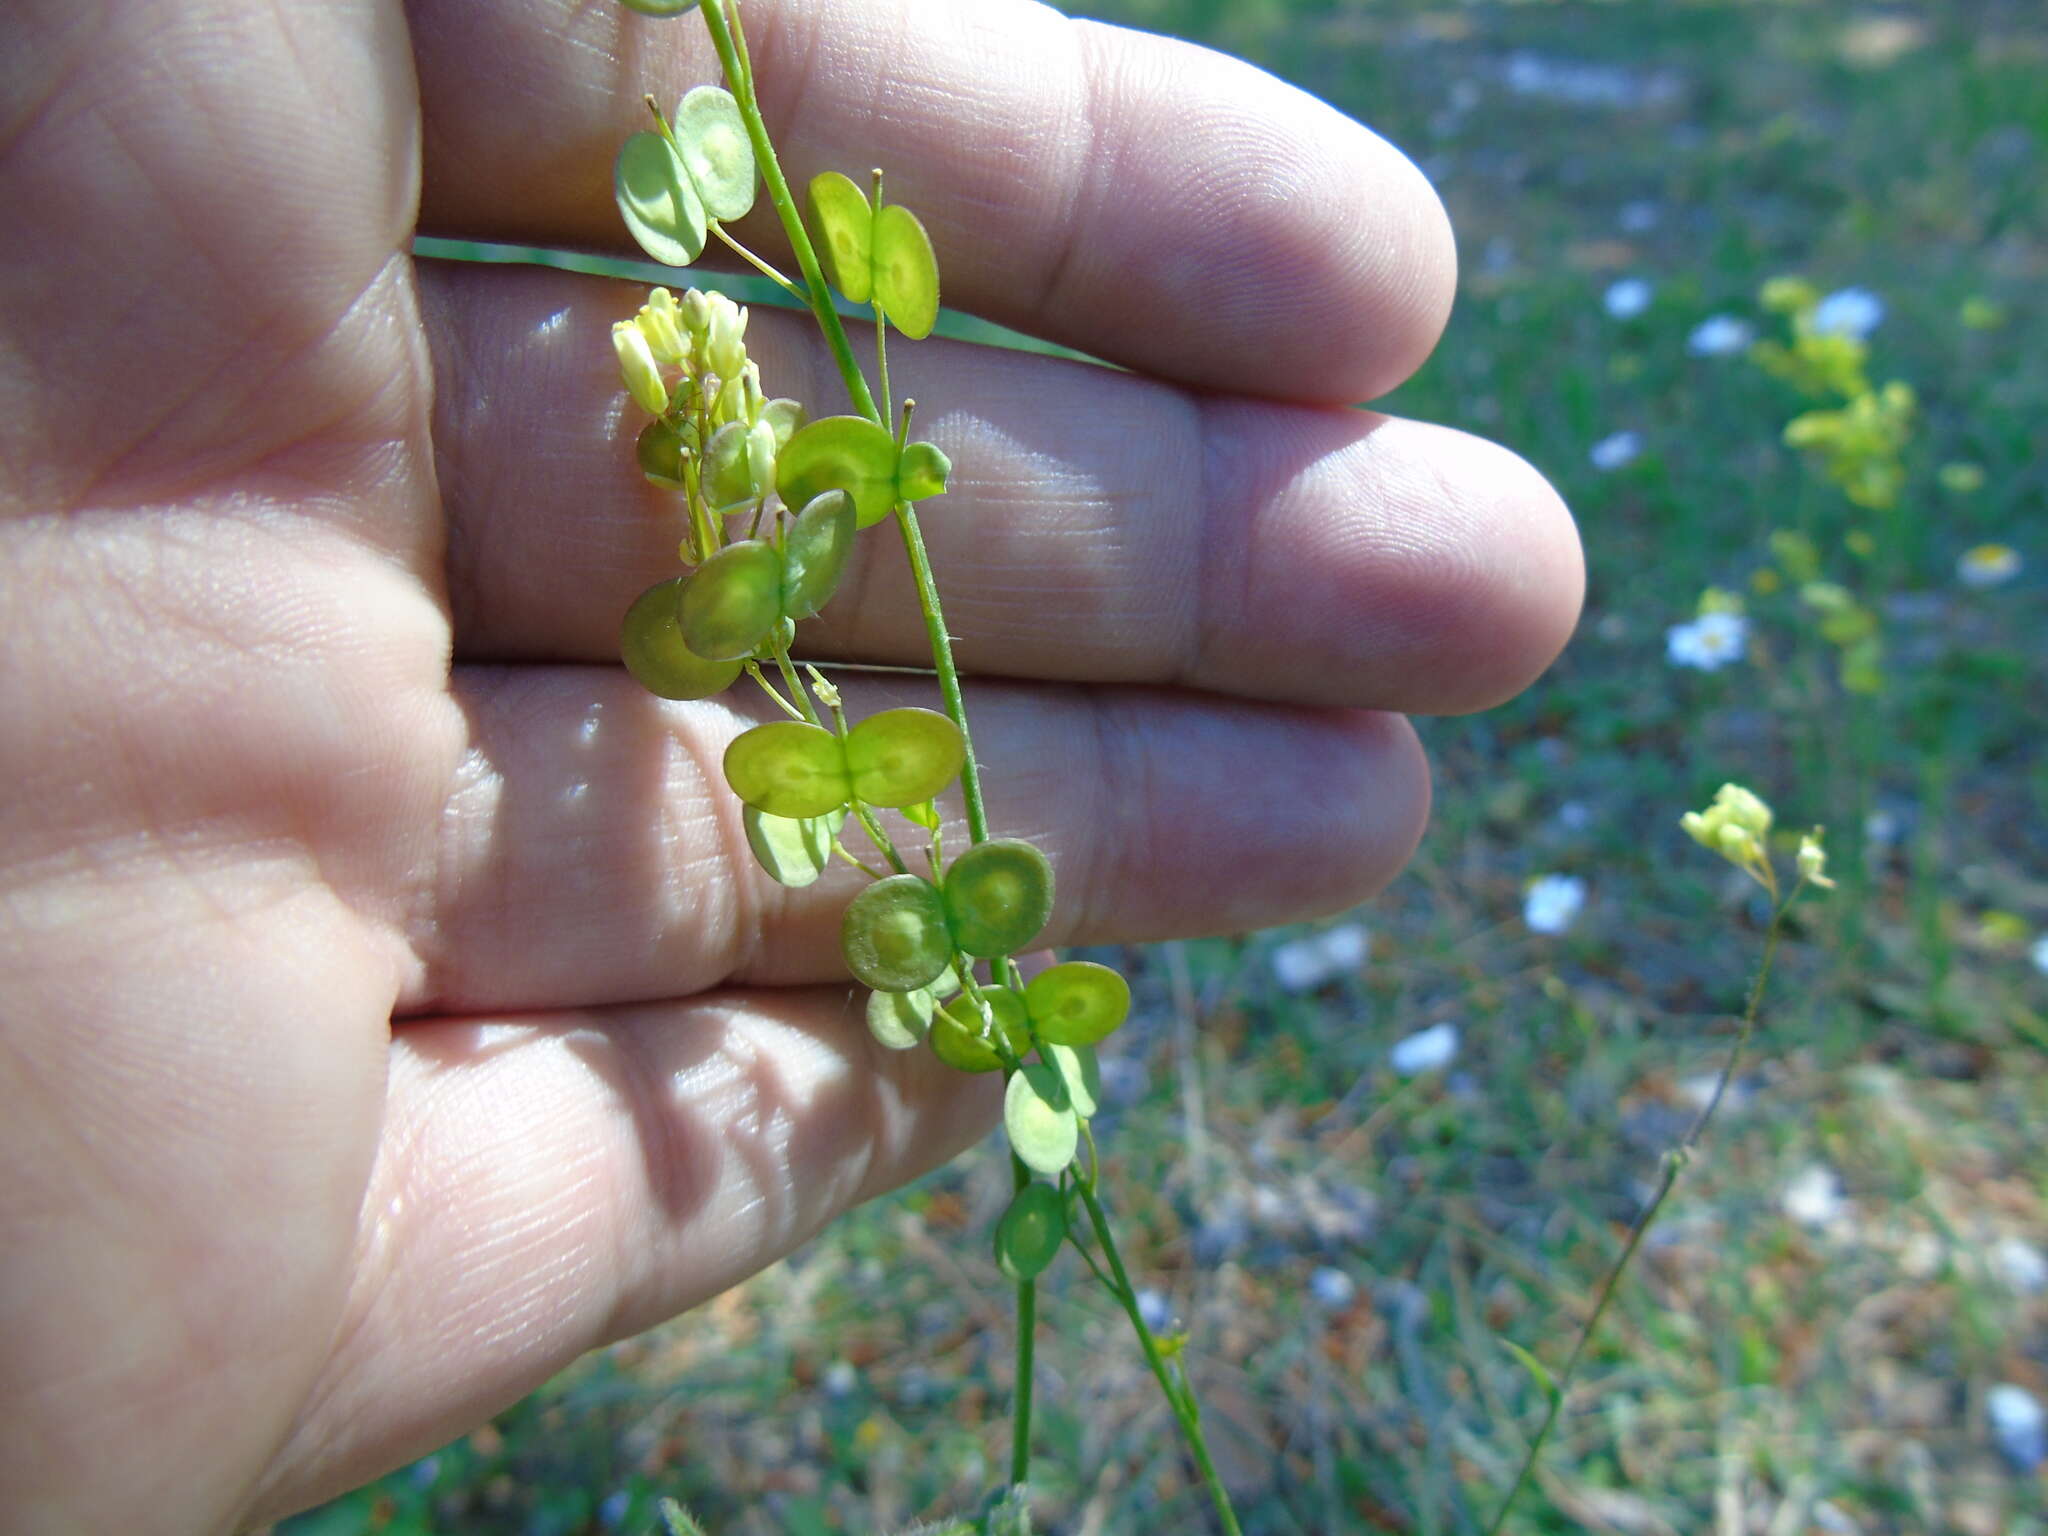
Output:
[{"left": 0, "top": 0, "right": 1580, "bottom": 1527}]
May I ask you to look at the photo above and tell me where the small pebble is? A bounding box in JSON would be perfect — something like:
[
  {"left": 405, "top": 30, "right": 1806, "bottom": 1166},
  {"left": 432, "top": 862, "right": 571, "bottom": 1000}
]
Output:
[{"left": 1781, "top": 1163, "right": 1846, "bottom": 1229}]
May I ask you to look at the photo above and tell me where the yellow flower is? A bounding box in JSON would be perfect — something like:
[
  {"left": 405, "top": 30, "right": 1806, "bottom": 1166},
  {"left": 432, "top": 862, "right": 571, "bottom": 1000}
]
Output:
[
  {"left": 1797, "top": 830, "right": 1834, "bottom": 889},
  {"left": 1681, "top": 783, "right": 1775, "bottom": 888}
]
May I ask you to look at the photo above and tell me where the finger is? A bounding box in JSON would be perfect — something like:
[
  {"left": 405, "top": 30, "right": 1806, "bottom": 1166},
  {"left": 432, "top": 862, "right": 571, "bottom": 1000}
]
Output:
[
  {"left": 246, "top": 989, "right": 1001, "bottom": 1521},
  {"left": 404, "top": 666, "right": 1427, "bottom": 1015},
  {"left": 424, "top": 260, "right": 1581, "bottom": 716},
  {"left": 406, "top": 0, "right": 1455, "bottom": 402}
]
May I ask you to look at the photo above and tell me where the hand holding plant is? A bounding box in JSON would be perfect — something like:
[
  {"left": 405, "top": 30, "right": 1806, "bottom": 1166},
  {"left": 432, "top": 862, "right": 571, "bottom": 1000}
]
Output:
[{"left": 0, "top": 0, "right": 1579, "bottom": 1528}]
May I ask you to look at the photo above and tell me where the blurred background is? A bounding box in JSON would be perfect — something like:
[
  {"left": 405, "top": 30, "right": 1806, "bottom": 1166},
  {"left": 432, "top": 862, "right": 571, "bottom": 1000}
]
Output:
[{"left": 287, "top": 1, "right": 2046, "bottom": 1531}]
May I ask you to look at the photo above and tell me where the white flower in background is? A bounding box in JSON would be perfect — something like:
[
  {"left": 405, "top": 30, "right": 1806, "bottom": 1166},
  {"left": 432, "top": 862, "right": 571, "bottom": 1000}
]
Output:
[
  {"left": 821, "top": 1359, "right": 859, "bottom": 1399},
  {"left": 2032, "top": 934, "right": 2048, "bottom": 976},
  {"left": 1994, "top": 1236, "right": 2048, "bottom": 1294},
  {"left": 1811, "top": 286, "right": 1885, "bottom": 338},
  {"left": 1604, "top": 277, "right": 1654, "bottom": 319},
  {"left": 1589, "top": 430, "right": 1642, "bottom": 471},
  {"left": 1390, "top": 1021, "right": 1460, "bottom": 1077},
  {"left": 1308, "top": 1266, "right": 1358, "bottom": 1311},
  {"left": 1956, "top": 543, "right": 2021, "bottom": 588},
  {"left": 1665, "top": 611, "right": 1749, "bottom": 671},
  {"left": 1523, "top": 873, "right": 1588, "bottom": 934},
  {"left": 1989, "top": 1384, "right": 2046, "bottom": 1472},
  {"left": 1687, "top": 314, "right": 1755, "bottom": 356},
  {"left": 1271, "top": 923, "right": 1369, "bottom": 992},
  {"left": 1781, "top": 1163, "right": 1846, "bottom": 1229}
]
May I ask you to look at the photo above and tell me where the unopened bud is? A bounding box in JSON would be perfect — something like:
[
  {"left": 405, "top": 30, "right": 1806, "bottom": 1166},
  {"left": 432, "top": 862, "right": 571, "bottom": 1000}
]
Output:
[{"left": 613, "top": 320, "right": 669, "bottom": 415}]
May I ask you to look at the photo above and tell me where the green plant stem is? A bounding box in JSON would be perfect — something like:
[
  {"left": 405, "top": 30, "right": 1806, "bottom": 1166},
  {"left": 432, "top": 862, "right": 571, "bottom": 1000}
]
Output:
[
  {"left": 699, "top": 0, "right": 874, "bottom": 422},
  {"left": 702, "top": 0, "right": 991, "bottom": 849},
  {"left": 1009, "top": 1150, "right": 1035, "bottom": 1487},
  {"left": 706, "top": 0, "right": 1015, "bottom": 1485},
  {"left": 1074, "top": 1180, "right": 1242, "bottom": 1536},
  {"left": 1484, "top": 888, "right": 1800, "bottom": 1535}
]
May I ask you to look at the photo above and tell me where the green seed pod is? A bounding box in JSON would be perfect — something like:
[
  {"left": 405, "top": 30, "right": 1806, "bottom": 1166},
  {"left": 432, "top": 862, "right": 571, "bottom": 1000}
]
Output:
[
  {"left": 1045, "top": 1042, "right": 1101, "bottom": 1119},
  {"left": 781, "top": 489, "right": 856, "bottom": 621},
  {"left": 722, "top": 720, "right": 850, "bottom": 818},
  {"left": 775, "top": 414, "right": 901, "bottom": 529},
  {"left": 808, "top": 171, "right": 875, "bottom": 304},
  {"left": 671, "top": 86, "right": 756, "bottom": 222},
  {"left": 636, "top": 417, "right": 695, "bottom": 489},
  {"left": 614, "top": 131, "right": 708, "bottom": 268},
  {"left": 871, "top": 201, "right": 940, "bottom": 340},
  {"left": 618, "top": 0, "right": 701, "bottom": 14},
  {"left": 843, "top": 707, "right": 965, "bottom": 808},
  {"left": 841, "top": 874, "right": 953, "bottom": 992},
  {"left": 896, "top": 440, "right": 951, "bottom": 502},
  {"left": 679, "top": 539, "right": 783, "bottom": 661},
  {"left": 760, "top": 397, "right": 806, "bottom": 450},
  {"left": 702, "top": 420, "right": 769, "bottom": 511},
  {"left": 929, "top": 986, "right": 1031, "bottom": 1073},
  {"left": 1004, "top": 1064, "right": 1079, "bottom": 1176},
  {"left": 619, "top": 577, "right": 744, "bottom": 701},
  {"left": 742, "top": 804, "right": 845, "bottom": 888},
  {"left": 867, "top": 984, "right": 935, "bottom": 1051},
  {"left": 993, "top": 1181, "right": 1066, "bottom": 1283},
  {"left": 1023, "top": 960, "right": 1130, "bottom": 1047},
  {"left": 942, "top": 838, "right": 1054, "bottom": 958}
]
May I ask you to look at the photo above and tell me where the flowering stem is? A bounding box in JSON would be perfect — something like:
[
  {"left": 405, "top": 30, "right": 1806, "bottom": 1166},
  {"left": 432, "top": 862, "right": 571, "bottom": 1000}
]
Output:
[{"left": 1483, "top": 885, "right": 1802, "bottom": 1534}]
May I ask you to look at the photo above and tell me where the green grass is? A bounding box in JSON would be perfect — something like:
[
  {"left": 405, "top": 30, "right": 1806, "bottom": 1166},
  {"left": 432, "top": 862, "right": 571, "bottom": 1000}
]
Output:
[{"left": 286, "top": 3, "right": 2047, "bottom": 1532}]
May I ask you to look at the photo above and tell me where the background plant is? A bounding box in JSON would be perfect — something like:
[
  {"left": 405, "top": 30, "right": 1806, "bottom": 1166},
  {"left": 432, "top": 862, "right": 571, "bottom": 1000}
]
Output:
[{"left": 289, "top": 1, "right": 2046, "bottom": 1532}]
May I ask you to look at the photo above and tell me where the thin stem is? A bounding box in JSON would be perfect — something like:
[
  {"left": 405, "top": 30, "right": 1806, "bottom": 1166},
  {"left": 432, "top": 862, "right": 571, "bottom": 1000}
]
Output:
[
  {"left": 830, "top": 843, "right": 886, "bottom": 881},
  {"left": 768, "top": 645, "right": 821, "bottom": 727},
  {"left": 1074, "top": 1182, "right": 1243, "bottom": 1536},
  {"left": 891, "top": 502, "right": 990, "bottom": 844},
  {"left": 744, "top": 660, "right": 806, "bottom": 721},
  {"left": 1483, "top": 888, "right": 1802, "bottom": 1535},
  {"left": 849, "top": 800, "right": 909, "bottom": 877},
  {"left": 710, "top": 223, "right": 803, "bottom": 299},
  {"left": 698, "top": 0, "right": 876, "bottom": 421},
  {"left": 1009, "top": 1151, "right": 1036, "bottom": 1488}
]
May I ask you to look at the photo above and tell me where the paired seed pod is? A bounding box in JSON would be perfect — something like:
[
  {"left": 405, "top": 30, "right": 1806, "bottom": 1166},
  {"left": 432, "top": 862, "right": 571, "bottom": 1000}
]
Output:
[
  {"left": 615, "top": 86, "right": 756, "bottom": 267},
  {"left": 837, "top": 839, "right": 1054, "bottom": 993},
  {"left": 808, "top": 171, "right": 941, "bottom": 339}
]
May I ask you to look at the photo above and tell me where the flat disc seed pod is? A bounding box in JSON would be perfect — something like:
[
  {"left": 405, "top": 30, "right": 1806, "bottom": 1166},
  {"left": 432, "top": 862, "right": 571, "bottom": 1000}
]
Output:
[
  {"left": 1045, "top": 1042, "right": 1102, "bottom": 1119},
  {"left": 620, "top": 577, "right": 744, "bottom": 700},
  {"left": 780, "top": 489, "right": 855, "bottom": 620},
  {"left": 844, "top": 707, "right": 965, "bottom": 808},
  {"left": 867, "top": 986, "right": 933, "bottom": 1050},
  {"left": 723, "top": 721, "right": 851, "bottom": 818},
  {"left": 808, "top": 171, "right": 875, "bottom": 303},
  {"left": 679, "top": 539, "right": 783, "bottom": 660},
  {"left": 1024, "top": 960, "right": 1130, "bottom": 1047},
  {"left": 870, "top": 202, "right": 940, "bottom": 339},
  {"left": 776, "top": 415, "right": 901, "bottom": 529},
  {"left": 671, "top": 86, "right": 756, "bottom": 221},
  {"left": 1004, "top": 1065, "right": 1079, "bottom": 1176},
  {"left": 841, "top": 875, "right": 953, "bottom": 992},
  {"left": 943, "top": 839, "right": 1055, "bottom": 958},
  {"left": 929, "top": 987, "right": 1031, "bottom": 1073},
  {"left": 615, "top": 131, "right": 709, "bottom": 266},
  {"left": 993, "top": 1182, "right": 1066, "bottom": 1283},
  {"left": 742, "top": 805, "right": 845, "bottom": 888}
]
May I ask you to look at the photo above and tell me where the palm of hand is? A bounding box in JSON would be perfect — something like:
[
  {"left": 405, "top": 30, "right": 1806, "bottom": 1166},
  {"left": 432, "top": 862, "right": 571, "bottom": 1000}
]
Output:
[{"left": 1, "top": 0, "right": 1577, "bottom": 1527}]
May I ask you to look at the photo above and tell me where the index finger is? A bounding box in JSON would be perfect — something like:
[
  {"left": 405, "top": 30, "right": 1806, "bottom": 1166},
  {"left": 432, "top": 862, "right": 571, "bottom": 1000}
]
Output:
[{"left": 407, "top": 0, "right": 1456, "bottom": 402}]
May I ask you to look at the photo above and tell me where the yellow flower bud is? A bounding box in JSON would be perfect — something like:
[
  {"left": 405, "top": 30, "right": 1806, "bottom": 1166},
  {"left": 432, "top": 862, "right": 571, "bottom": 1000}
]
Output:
[
  {"left": 637, "top": 288, "right": 687, "bottom": 364},
  {"left": 1713, "top": 783, "right": 1773, "bottom": 839},
  {"left": 612, "top": 320, "right": 669, "bottom": 416},
  {"left": 1796, "top": 830, "right": 1834, "bottom": 890}
]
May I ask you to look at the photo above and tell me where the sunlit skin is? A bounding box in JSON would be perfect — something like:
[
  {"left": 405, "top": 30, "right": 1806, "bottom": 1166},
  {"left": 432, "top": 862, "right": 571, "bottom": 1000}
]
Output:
[{"left": 0, "top": 0, "right": 1580, "bottom": 1528}]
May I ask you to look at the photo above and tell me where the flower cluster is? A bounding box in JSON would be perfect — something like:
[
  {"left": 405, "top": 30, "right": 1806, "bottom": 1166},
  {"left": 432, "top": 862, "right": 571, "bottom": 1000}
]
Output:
[{"left": 1680, "top": 782, "right": 1831, "bottom": 894}]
